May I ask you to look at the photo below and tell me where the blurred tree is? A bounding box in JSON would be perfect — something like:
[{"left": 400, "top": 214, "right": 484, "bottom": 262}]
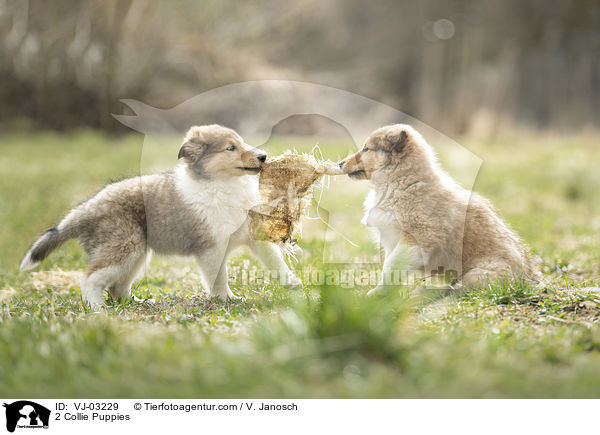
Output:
[{"left": 0, "top": 0, "right": 598, "bottom": 135}]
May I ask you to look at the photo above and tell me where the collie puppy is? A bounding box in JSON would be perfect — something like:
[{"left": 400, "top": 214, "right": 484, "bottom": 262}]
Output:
[
  {"left": 339, "top": 124, "right": 538, "bottom": 294},
  {"left": 21, "top": 125, "right": 301, "bottom": 307}
]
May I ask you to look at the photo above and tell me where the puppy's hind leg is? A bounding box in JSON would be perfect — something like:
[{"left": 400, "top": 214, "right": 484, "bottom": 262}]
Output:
[
  {"left": 461, "top": 262, "right": 511, "bottom": 290},
  {"left": 82, "top": 265, "right": 124, "bottom": 308},
  {"left": 108, "top": 252, "right": 148, "bottom": 302},
  {"left": 82, "top": 250, "right": 146, "bottom": 308}
]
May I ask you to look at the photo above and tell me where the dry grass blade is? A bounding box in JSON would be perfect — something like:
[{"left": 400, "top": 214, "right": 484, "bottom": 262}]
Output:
[{"left": 30, "top": 269, "right": 83, "bottom": 291}]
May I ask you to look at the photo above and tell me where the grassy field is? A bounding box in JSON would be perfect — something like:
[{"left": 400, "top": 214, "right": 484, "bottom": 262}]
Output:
[{"left": 1, "top": 129, "right": 600, "bottom": 398}]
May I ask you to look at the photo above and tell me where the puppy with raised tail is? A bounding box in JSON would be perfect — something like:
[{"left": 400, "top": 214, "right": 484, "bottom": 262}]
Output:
[
  {"left": 339, "top": 124, "right": 538, "bottom": 295},
  {"left": 20, "top": 125, "right": 301, "bottom": 307}
]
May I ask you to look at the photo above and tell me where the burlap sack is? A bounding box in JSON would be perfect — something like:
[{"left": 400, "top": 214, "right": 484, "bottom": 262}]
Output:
[{"left": 249, "top": 152, "right": 342, "bottom": 244}]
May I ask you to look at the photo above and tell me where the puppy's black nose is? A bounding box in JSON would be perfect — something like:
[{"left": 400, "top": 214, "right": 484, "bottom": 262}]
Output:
[
  {"left": 338, "top": 160, "right": 345, "bottom": 168},
  {"left": 258, "top": 154, "right": 267, "bottom": 163}
]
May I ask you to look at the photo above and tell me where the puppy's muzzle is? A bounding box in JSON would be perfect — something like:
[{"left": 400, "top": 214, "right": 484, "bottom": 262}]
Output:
[
  {"left": 338, "top": 158, "right": 366, "bottom": 179},
  {"left": 239, "top": 150, "right": 267, "bottom": 173}
]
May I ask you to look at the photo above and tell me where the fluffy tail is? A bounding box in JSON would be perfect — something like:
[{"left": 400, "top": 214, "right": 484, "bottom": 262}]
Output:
[{"left": 20, "top": 225, "right": 74, "bottom": 271}]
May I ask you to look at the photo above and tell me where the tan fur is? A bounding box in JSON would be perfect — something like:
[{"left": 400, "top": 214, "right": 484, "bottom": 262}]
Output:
[
  {"left": 340, "top": 124, "right": 539, "bottom": 292},
  {"left": 21, "top": 125, "right": 301, "bottom": 307}
]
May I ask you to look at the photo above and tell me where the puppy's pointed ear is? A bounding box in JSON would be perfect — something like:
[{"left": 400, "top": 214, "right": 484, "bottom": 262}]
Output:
[
  {"left": 387, "top": 130, "right": 408, "bottom": 153},
  {"left": 178, "top": 144, "right": 191, "bottom": 161},
  {"left": 178, "top": 140, "right": 205, "bottom": 163}
]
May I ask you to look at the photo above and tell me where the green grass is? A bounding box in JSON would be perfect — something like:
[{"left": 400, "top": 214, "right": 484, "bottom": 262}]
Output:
[{"left": 1, "top": 130, "right": 600, "bottom": 398}]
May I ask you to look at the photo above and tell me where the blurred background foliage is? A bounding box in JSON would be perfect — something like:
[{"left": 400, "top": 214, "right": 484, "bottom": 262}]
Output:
[{"left": 1, "top": 0, "right": 598, "bottom": 136}]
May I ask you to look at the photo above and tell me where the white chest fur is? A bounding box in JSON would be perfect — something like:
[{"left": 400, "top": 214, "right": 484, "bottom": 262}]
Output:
[
  {"left": 362, "top": 189, "right": 403, "bottom": 252},
  {"left": 174, "top": 164, "right": 259, "bottom": 237}
]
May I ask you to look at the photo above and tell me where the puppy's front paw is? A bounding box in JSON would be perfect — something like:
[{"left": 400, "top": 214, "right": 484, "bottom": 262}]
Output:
[
  {"left": 82, "top": 298, "right": 107, "bottom": 310},
  {"left": 282, "top": 273, "right": 303, "bottom": 289},
  {"left": 288, "top": 274, "right": 303, "bottom": 287},
  {"left": 212, "top": 286, "right": 239, "bottom": 301}
]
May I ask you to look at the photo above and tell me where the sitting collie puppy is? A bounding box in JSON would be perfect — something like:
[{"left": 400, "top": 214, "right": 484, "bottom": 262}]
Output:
[
  {"left": 339, "top": 124, "right": 538, "bottom": 294},
  {"left": 20, "top": 125, "right": 301, "bottom": 307}
]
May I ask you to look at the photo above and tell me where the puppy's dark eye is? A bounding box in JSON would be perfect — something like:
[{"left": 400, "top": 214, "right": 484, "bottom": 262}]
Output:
[
  {"left": 226, "top": 145, "right": 236, "bottom": 151},
  {"left": 363, "top": 146, "right": 369, "bottom": 152}
]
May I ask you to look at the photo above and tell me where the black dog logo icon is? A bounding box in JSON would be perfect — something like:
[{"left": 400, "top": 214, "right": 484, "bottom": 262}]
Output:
[{"left": 3, "top": 401, "right": 50, "bottom": 433}]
